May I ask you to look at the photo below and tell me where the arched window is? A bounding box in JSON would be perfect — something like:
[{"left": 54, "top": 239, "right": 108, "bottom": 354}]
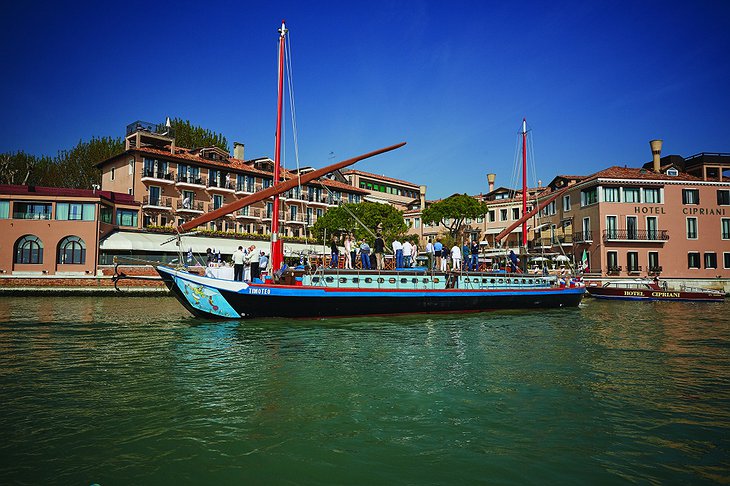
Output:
[
  {"left": 15, "top": 235, "right": 44, "bottom": 264},
  {"left": 58, "top": 236, "right": 86, "bottom": 264}
]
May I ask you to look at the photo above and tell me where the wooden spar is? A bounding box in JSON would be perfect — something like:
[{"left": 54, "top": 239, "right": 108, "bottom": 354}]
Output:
[
  {"left": 175, "top": 142, "right": 407, "bottom": 233},
  {"left": 494, "top": 186, "right": 568, "bottom": 243},
  {"left": 521, "top": 119, "right": 527, "bottom": 249}
]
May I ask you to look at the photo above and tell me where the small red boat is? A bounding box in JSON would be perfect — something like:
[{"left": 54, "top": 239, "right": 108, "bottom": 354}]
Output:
[{"left": 586, "top": 279, "right": 725, "bottom": 302}]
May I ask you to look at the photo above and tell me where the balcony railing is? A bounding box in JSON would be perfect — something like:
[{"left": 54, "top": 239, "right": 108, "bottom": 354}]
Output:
[
  {"left": 627, "top": 265, "right": 643, "bottom": 274},
  {"left": 176, "top": 200, "right": 206, "bottom": 212},
  {"left": 603, "top": 229, "right": 669, "bottom": 241},
  {"left": 126, "top": 120, "right": 176, "bottom": 138},
  {"left": 573, "top": 231, "right": 593, "bottom": 243},
  {"left": 142, "top": 169, "right": 174, "bottom": 181},
  {"left": 13, "top": 211, "right": 52, "bottom": 220},
  {"left": 177, "top": 174, "right": 206, "bottom": 186},
  {"left": 648, "top": 266, "right": 663, "bottom": 274},
  {"left": 142, "top": 196, "right": 172, "bottom": 208},
  {"left": 207, "top": 179, "right": 236, "bottom": 191},
  {"left": 606, "top": 265, "right": 622, "bottom": 274},
  {"left": 235, "top": 208, "right": 262, "bottom": 219}
]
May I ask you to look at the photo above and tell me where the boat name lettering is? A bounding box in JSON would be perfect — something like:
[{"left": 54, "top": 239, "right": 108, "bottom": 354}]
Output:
[
  {"left": 634, "top": 206, "right": 666, "bottom": 214},
  {"left": 249, "top": 288, "right": 271, "bottom": 295},
  {"left": 623, "top": 291, "right": 645, "bottom": 296},
  {"left": 681, "top": 207, "right": 726, "bottom": 216},
  {"left": 651, "top": 291, "right": 681, "bottom": 298}
]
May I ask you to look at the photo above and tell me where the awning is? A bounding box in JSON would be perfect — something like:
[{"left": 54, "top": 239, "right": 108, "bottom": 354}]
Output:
[
  {"left": 483, "top": 226, "right": 527, "bottom": 235},
  {"left": 100, "top": 231, "right": 326, "bottom": 256}
]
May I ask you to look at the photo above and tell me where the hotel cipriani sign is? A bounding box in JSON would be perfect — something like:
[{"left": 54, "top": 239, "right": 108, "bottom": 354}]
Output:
[{"left": 633, "top": 206, "right": 727, "bottom": 216}]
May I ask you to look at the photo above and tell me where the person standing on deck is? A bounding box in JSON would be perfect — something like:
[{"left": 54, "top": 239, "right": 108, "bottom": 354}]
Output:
[
  {"left": 461, "top": 241, "right": 470, "bottom": 271},
  {"left": 470, "top": 240, "right": 479, "bottom": 271},
  {"left": 374, "top": 233, "right": 385, "bottom": 270},
  {"left": 392, "top": 238, "right": 403, "bottom": 268},
  {"left": 330, "top": 235, "right": 340, "bottom": 268},
  {"left": 232, "top": 246, "right": 245, "bottom": 282},
  {"left": 344, "top": 234, "right": 353, "bottom": 269},
  {"left": 451, "top": 244, "right": 462, "bottom": 271},
  {"left": 402, "top": 239, "right": 413, "bottom": 268},
  {"left": 433, "top": 238, "right": 443, "bottom": 271},
  {"left": 359, "top": 240, "right": 371, "bottom": 270},
  {"left": 243, "top": 246, "right": 254, "bottom": 282},
  {"left": 259, "top": 251, "right": 269, "bottom": 278}
]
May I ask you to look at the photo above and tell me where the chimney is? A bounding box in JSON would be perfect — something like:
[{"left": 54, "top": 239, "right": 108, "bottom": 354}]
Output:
[
  {"left": 649, "top": 139, "right": 663, "bottom": 173},
  {"left": 419, "top": 185, "right": 427, "bottom": 209},
  {"left": 487, "top": 173, "right": 496, "bottom": 192},
  {"left": 234, "top": 142, "right": 245, "bottom": 160}
]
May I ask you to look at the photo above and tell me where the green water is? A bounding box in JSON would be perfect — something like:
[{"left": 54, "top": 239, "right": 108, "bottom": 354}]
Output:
[{"left": 0, "top": 296, "right": 728, "bottom": 485}]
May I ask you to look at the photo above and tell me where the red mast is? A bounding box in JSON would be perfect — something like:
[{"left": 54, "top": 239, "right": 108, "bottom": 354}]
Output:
[
  {"left": 271, "top": 20, "right": 287, "bottom": 271},
  {"left": 521, "top": 118, "right": 528, "bottom": 250}
]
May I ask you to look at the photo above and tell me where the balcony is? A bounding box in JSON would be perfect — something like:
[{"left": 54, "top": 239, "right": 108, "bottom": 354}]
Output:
[
  {"left": 285, "top": 213, "right": 308, "bottom": 224},
  {"left": 235, "top": 184, "right": 259, "bottom": 195},
  {"left": 141, "top": 169, "right": 175, "bottom": 184},
  {"left": 648, "top": 266, "right": 663, "bottom": 275},
  {"left": 142, "top": 196, "right": 173, "bottom": 210},
  {"left": 603, "top": 229, "right": 669, "bottom": 243},
  {"left": 606, "top": 265, "right": 622, "bottom": 275},
  {"left": 235, "top": 208, "right": 262, "bottom": 220},
  {"left": 207, "top": 179, "right": 236, "bottom": 194},
  {"left": 176, "top": 200, "right": 206, "bottom": 214},
  {"left": 627, "top": 265, "right": 643, "bottom": 275},
  {"left": 176, "top": 174, "right": 206, "bottom": 189},
  {"left": 126, "top": 120, "right": 176, "bottom": 139},
  {"left": 573, "top": 231, "right": 593, "bottom": 243}
]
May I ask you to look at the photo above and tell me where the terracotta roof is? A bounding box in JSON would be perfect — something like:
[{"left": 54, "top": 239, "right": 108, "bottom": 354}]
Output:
[
  {"left": 341, "top": 169, "right": 420, "bottom": 188},
  {"left": 582, "top": 166, "right": 704, "bottom": 183},
  {"left": 0, "top": 184, "right": 138, "bottom": 205}
]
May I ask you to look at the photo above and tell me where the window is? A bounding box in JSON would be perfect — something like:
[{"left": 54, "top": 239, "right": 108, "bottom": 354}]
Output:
[
  {"left": 13, "top": 202, "right": 52, "bottom": 220},
  {"left": 718, "top": 190, "right": 730, "bottom": 205},
  {"left": 0, "top": 200, "right": 9, "bottom": 219},
  {"left": 290, "top": 205, "right": 297, "bottom": 221},
  {"left": 512, "top": 208, "right": 520, "bottom": 220},
  {"left": 563, "top": 195, "right": 571, "bottom": 211},
  {"left": 266, "top": 202, "right": 273, "bottom": 219},
  {"left": 116, "top": 209, "right": 138, "bottom": 227},
  {"left": 100, "top": 206, "right": 112, "bottom": 224},
  {"left": 604, "top": 187, "right": 620, "bottom": 202},
  {"left": 56, "top": 203, "right": 95, "bottom": 221},
  {"left": 686, "top": 218, "right": 698, "bottom": 239},
  {"left": 704, "top": 252, "right": 717, "bottom": 269},
  {"left": 644, "top": 187, "right": 660, "bottom": 203},
  {"left": 500, "top": 209, "right": 508, "bottom": 221},
  {"left": 582, "top": 217, "right": 591, "bottom": 241},
  {"left": 581, "top": 187, "right": 598, "bottom": 206},
  {"left": 682, "top": 189, "right": 699, "bottom": 205},
  {"left": 606, "top": 216, "right": 617, "bottom": 239},
  {"left": 58, "top": 236, "right": 86, "bottom": 264},
  {"left": 724, "top": 253, "right": 730, "bottom": 269},
  {"left": 626, "top": 216, "right": 638, "bottom": 239},
  {"left": 627, "top": 252, "right": 639, "bottom": 272},
  {"left": 647, "top": 217, "right": 658, "bottom": 240},
  {"left": 688, "top": 252, "right": 700, "bottom": 269},
  {"left": 623, "top": 187, "right": 640, "bottom": 203},
  {"left": 14, "top": 235, "right": 43, "bottom": 264},
  {"left": 648, "top": 252, "right": 660, "bottom": 272},
  {"left": 488, "top": 210, "right": 495, "bottom": 222},
  {"left": 607, "top": 251, "right": 619, "bottom": 271},
  {"left": 129, "top": 159, "right": 134, "bottom": 175},
  {"left": 213, "top": 194, "right": 223, "bottom": 210},
  {"left": 722, "top": 218, "right": 730, "bottom": 240},
  {"left": 414, "top": 218, "right": 420, "bottom": 229},
  {"left": 111, "top": 167, "right": 115, "bottom": 181}
]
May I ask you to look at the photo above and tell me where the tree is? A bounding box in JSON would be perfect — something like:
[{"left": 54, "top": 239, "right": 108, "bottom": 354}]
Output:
[
  {"left": 0, "top": 151, "right": 54, "bottom": 186},
  {"left": 311, "top": 202, "right": 408, "bottom": 246},
  {"left": 421, "top": 193, "right": 489, "bottom": 239},
  {"left": 53, "top": 136, "right": 124, "bottom": 189},
  {"left": 170, "top": 118, "right": 228, "bottom": 152}
]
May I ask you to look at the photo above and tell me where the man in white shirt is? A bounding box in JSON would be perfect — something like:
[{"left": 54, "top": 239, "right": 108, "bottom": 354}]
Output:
[
  {"left": 232, "top": 246, "right": 245, "bottom": 281},
  {"left": 451, "top": 244, "right": 462, "bottom": 272},
  {"left": 425, "top": 238, "right": 434, "bottom": 270},
  {"left": 402, "top": 240, "right": 413, "bottom": 268},
  {"left": 392, "top": 239, "right": 403, "bottom": 268}
]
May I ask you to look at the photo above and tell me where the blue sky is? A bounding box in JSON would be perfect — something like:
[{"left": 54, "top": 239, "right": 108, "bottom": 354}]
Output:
[{"left": 2, "top": 1, "right": 729, "bottom": 199}]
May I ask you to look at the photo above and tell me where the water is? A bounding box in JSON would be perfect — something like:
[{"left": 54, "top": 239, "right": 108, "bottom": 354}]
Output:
[{"left": 0, "top": 296, "right": 728, "bottom": 485}]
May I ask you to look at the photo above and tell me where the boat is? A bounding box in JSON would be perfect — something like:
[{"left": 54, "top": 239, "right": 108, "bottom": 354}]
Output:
[
  {"left": 155, "top": 21, "right": 586, "bottom": 319},
  {"left": 586, "top": 279, "right": 725, "bottom": 302}
]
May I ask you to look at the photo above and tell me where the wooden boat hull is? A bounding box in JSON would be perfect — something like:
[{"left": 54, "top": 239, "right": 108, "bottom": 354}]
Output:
[
  {"left": 158, "top": 266, "right": 585, "bottom": 319},
  {"left": 586, "top": 286, "right": 724, "bottom": 302}
]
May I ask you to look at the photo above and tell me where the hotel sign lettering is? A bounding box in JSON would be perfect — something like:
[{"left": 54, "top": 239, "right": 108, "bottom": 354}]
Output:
[
  {"left": 633, "top": 206, "right": 665, "bottom": 214},
  {"left": 682, "top": 207, "right": 727, "bottom": 216}
]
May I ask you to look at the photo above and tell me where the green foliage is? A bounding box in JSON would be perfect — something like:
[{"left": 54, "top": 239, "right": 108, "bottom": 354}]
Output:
[
  {"left": 421, "top": 193, "right": 489, "bottom": 239},
  {"left": 0, "top": 151, "right": 52, "bottom": 185},
  {"left": 170, "top": 118, "right": 229, "bottom": 152},
  {"left": 311, "top": 202, "right": 408, "bottom": 247},
  {"left": 55, "top": 137, "right": 124, "bottom": 188}
]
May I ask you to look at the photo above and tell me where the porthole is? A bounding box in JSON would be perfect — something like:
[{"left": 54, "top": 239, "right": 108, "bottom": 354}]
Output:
[
  {"left": 312, "top": 277, "right": 320, "bottom": 283},
  {"left": 339, "top": 277, "right": 347, "bottom": 284},
  {"left": 490, "top": 278, "right": 495, "bottom": 284},
  {"left": 464, "top": 277, "right": 471, "bottom": 283},
  {"left": 506, "top": 278, "right": 511, "bottom": 284},
  {"left": 498, "top": 278, "right": 503, "bottom": 284},
  {"left": 352, "top": 278, "right": 359, "bottom": 283},
  {"left": 388, "top": 278, "right": 396, "bottom": 284},
  {"left": 326, "top": 277, "right": 334, "bottom": 283},
  {"left": 365, "top": 278, "right": 373, "bottom": 283},
  {"left": 434, "top": 278, "right": 440, "bottom": 284},
  {"left": 377, "top": 278, "right": 385, "bottom": 284},
  {"left": 412, "top": 278, "right": 418, "bottom": 283},
  {"left": 423, "top": 278, "right": 430, "bottom": 284},
  {"left": 482, "top": 278, "right": 489, "bottom": 284},
  {"left": 401, "top": 278, "right": 408, "bottom": 284},
  {"left": 521, "top": 279, "right": 526, "bottom": 284},
  {"left": 528, "top": 279, "right": 533, "bottom": 284}
]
